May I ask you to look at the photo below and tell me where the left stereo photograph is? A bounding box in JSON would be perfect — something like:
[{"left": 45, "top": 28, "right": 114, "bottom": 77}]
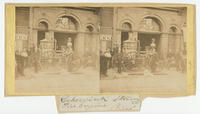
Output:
[{"left": 5, "top": 5, "right": 100, "bottom": 95}]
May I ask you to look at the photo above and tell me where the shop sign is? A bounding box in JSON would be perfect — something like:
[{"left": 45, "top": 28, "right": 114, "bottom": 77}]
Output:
[
  {"left": 100, "top": 34, "right": 112, "bottom": 41},
  {"left": 16, "top": 34, "right": 28, "bottom": 40}
]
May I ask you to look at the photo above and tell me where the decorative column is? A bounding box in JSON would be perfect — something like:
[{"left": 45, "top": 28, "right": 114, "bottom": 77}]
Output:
[
  {"left": 132, "top": 32, "right": 138, "bottom": 41},
  {"left": 45, "top": 30, "right": 54, "bottom": 40},
  {"left": 93, "top": 33, "right": 100, "bottom": 54},
  {"left": 112, "top": 7, "right": 118, "bottom": 47},
  {"left": 132, "top": 31, "right": 138, "bottom": 51},
  {"left": 28, "top": 7, "right": 33, "bottom": 49},
  {"left": 31, "top": 29, "right": 38, "bottom": 48},
  {"left": 181, "top": 24, "right": 187, "bottom": 52},
  {"left": 29, "top": 7, "right": 38, "bottom": 49},
  {"left": 84, "top": 33, "right": 89, "bottom": 53},
  {"left": 100, "top": 40, "right": 107, "bottom": 52},
  {"left": 128, "top": 32, "right": 133, "bottom": 40},
  {"left": 94, "top": 32, "right": 100, "bottom": 71},
  {"left": 76, "top": 32, "right": 85, "bottom": 57},
  {"left": 175, "top": 34, "right": 181, "bottom": 51},
  {"left": 116, "top": 30, "right": 121, "bottom": 52},
  {"left": 160, "top": 33, "right": 168, "bottom": 59}
]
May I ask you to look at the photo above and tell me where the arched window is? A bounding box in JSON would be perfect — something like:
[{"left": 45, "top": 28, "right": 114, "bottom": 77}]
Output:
[
  {"left": 38, "top": 21, "right": 48, "bottom": 31},
  {"left": 139, "top": 17, "right": 161, "bottom": 32},
  {"left": 169, "top": 26, "right": 177, "bottom": 33},
  {"left": 56, "top": 16, "right": 77, "bottom": 31},
  {"left": 121, "top": 22, "right": 132, "bottom": 51},
  {"left": 37, "top": 21, "right": 49, "bottom": 47},
  {"left": 122, "top": 22, "right": 132, "bottom": 31},
  {"left": 86, "top": 25, "right": 94, "bottom": 32}
]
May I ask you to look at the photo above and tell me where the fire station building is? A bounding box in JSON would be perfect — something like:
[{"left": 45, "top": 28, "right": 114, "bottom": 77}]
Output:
[{"left": 16, "top": 7, "right": 186, "bottom": 59}]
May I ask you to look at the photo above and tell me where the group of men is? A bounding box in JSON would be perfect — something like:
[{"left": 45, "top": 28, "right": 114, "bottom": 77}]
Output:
[
  {"left": 15, "top": 46, "right": 41, "bottom": 77},
  {"left": 144, "top": 47, "right": 186, "bottom": 73},
  {"left": 100, "top": 45, "right": 126, "bottom": 77},
  {"left": 166, "top": 50, "right": 186, "bottom": 73},
  {"left": 144, "top": 46, "right": 159, "bottom": 73}
]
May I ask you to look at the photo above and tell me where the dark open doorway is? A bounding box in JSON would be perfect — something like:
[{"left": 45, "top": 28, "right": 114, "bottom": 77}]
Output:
[
  {"left": 121, "top": 32, "right": 129, "bottom": 50},
  {"left": 138, "top": 33, "right": 160, "bottom": 52},
  {"left": 37, "top": 31, "right": 45, "bottom": 48},
  {"left": 54, "top": 32, "right": 76, "bottom": 50}
]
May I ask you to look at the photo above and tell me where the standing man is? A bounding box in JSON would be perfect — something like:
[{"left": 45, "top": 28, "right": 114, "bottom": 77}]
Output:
[
  {"left": 100, "top": 51, "right": 108, "bottom": 77},
  {"left": 110, "top": 48, "right": 114, "bottom": 68},
  {"left": 104, "top": 48, "right": 112, "bottom": 70},
  {"left": 175, "top": 50, "right": 182, "bottom": 72},
  {"left": 65, "top": 37, "right": 74, "bottom": 72},
  {"left": 33, "top": 47, "right": 41, "bottom": 73},
  {"left": 116, "top": 49, "right": 124, "bottom": 74},
  {"left": 21, "top": 48, "right": 28, "bottom": 68},
  {"left": 112, "top": 42, "right": 119, "bottom": 68},
  {"left": 15, "top": 50, "right": 24, "bottom": 77},
  {"left": 149, "top": 49, "right": 158, "bottom": 73},
  {"left": 149, "top": 38, "right": 158, "bottom": 73},
  {"left": 100, "top": 51, "right": 105, "bottom": 76}
]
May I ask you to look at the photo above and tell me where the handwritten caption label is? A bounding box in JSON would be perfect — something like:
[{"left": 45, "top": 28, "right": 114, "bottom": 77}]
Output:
[{"left": 59, "top": 95, "right": 140, "bottom": 112}]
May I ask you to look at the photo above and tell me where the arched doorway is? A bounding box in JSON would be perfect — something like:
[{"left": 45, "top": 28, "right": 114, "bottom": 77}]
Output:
[
  {"left": 54, "top": 16, "right": 78, "bottom": 51},
  {"left": 37, "top": 21, "right": 48, "bottom": 48},
  {"left": 138, "top": 17, "right": 162, "bottom": 53},
  {"left": 121, "top": 22, "right": 132, "bottom": 51}
]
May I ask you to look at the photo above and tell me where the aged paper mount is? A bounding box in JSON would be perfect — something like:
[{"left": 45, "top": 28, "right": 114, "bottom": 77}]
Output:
[
  {"left": 56, "top": 95, "right": 141, "bottom": 113},
  {"left": 5, "top": 3, "right": 195, "bottom": 97},
  {"left": 4, "top": 3, "right": 196, "bottom": 113}
]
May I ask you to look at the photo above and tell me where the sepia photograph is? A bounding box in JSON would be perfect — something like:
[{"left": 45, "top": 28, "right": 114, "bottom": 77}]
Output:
[
  {"left": 99, "top": 7, "right": 188, "bottom": 93},
  {"left": 5, "top": 4, "right": 195, "bottom": 96},
  {"left": 14, "top": 6, "right": 188, "bottom": 94},
  {"left": 14, "top": 7, "right": 100, "bottom": 93},
  {"left": 2, "top": 2, "right": 197, "bottom": 114}
]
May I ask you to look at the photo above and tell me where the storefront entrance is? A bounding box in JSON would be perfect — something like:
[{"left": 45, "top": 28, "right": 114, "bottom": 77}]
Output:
[
  {"left": 121, "top": 31, "right": 129, "bottom": 50},
  {"left": 54, "top": 32, "right": 76, "bottom": 51},
  {"left": 138, "top": 33, "right": 160, "bottom": 52},
  {"left": 37, "top": 31, "right": 45, "bottom": 48}
]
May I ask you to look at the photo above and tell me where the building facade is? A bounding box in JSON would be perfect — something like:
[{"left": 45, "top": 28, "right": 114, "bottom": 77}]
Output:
[
  {"left": 16, "top": 7, "right": 100, "bottom": 59},
  {"left": 99, "top": 7, "right": 186, "bottom": 59},
  {"left": 16, "top": 7, "right": 186, "bottom": 60}
]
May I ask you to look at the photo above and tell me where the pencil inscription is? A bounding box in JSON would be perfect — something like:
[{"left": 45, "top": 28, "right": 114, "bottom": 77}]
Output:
[{"left": 59, "top": 95, "right": 140, "bottom": 112}]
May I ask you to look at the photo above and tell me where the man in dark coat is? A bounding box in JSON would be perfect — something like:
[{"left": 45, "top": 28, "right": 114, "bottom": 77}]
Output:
[
  {"left": 100, "top": 51, "right": 107, "bottom": 77},
  {"left": 175, "top": 51, "right": 182, "bottom": 71},
  {"left": 116, "top": 51, "right": 124, "bottom": 73},
  {"left": 15, "top": 50, "right": 25, "bottom": 76},
  {"left": 109, "top": 49, "right": 114, "bottom": 68},
  {"left": 149, "top": 50, "right": 158, "bottom": 73},
  {"left": 112, "top": 44, "right": 119, "bottom": 68},
  {"left": 33, "top": 48, "right": 41, "bottom": 73}
]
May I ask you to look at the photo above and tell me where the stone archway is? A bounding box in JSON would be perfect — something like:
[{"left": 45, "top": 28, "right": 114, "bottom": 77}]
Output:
[
  {"left": 118, "top": 19, "right": 135, "bottom": 43},
  {"left": 37, "top": 21, "right": 49, "bottom": 48},
  {"left": 139, "top": 14, "right": 166, "bottom": 32},
  {"left": 53, "top": 14, "right": 85, "bottom": 57},
  {"left": 138, "top": 16, "right": 162, "bottom": 53},
  {"left": 121, "top": 22, "right": 132, "bottom": 51},
  {"left": 56, "top": 13, "right": 82, "bottom": 31},
  {"left": 54, "top": 16, "right": 79, "bottom": 52},
  {"left": 116, "top": 19, "right": 137, "bottom": 54},
  {"left": 31, "top": 18, "right": 52, "bottom": 49},
  {"left": 137, "top": 16, "right": 168, "bottom": 58}
]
